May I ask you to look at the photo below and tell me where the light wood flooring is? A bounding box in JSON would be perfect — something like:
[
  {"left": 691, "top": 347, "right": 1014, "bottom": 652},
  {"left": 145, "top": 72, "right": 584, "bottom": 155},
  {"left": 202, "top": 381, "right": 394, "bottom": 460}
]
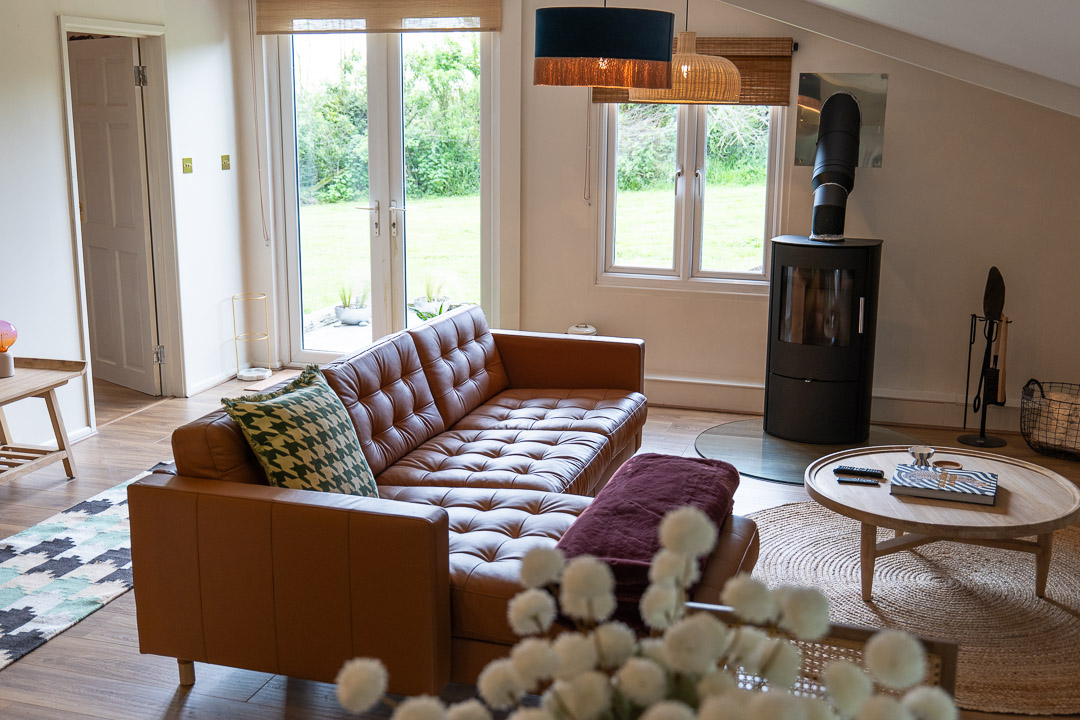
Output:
[{"left": 0, "top": 374, "right": 1074, "bottom": 719}]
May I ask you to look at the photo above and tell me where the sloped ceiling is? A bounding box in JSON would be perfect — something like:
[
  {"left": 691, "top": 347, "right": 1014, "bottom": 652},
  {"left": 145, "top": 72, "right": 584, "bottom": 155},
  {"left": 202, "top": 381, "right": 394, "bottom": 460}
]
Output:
[
  {"left": 719, "top": 0, "right": 1080, "bottom": 117},
  {"left": 804, "top": 0, "right": 1080, "bottom": 87}
]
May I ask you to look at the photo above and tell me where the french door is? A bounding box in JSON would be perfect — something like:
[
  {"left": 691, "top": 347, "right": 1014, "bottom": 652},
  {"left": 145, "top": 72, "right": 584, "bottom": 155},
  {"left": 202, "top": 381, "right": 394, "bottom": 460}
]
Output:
[{"left": 280, "top": 32, "right": 489, "bottom": 362}]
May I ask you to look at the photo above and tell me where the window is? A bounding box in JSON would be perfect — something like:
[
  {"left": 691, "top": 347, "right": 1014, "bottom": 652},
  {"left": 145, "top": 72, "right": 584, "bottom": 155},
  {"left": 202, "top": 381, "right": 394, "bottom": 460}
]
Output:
[{"left": 600, "top": 102, "right": 783, "bottom": 288}]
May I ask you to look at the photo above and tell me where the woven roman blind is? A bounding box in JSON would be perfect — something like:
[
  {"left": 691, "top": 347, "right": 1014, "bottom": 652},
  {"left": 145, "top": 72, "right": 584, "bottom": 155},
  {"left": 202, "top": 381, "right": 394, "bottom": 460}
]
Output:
[
  {"left": 255, "top": 0, "right": 500, "bottom": 34},
  {"left": 593, "top": 37, "right": 792, "bottom": 105}
]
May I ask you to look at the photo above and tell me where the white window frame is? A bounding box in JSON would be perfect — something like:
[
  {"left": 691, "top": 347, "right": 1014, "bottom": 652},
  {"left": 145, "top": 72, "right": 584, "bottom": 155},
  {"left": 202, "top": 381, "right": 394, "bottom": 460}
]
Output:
[
  {"left": 274, "top": 32, "right": 498, "bottom": 365},
  {"left": 596, "top": 103, "right": 788, "bottom": 296}
]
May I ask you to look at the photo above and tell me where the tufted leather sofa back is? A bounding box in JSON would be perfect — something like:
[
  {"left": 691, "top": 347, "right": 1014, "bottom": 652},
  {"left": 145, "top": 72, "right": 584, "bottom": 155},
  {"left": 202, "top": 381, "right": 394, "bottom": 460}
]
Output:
[
  {"left": 322, "top": 332, "right": 446, "bottom": 476},
  {"left": 409, "top": 305, "right": 509, "bottom": 428}
]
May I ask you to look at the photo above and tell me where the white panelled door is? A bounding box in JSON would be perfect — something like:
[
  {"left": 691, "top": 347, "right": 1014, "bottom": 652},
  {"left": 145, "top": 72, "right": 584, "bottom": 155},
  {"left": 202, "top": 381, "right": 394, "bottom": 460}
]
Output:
[{"left": 69, "top": 37, "right": 161, "bottom": 396}]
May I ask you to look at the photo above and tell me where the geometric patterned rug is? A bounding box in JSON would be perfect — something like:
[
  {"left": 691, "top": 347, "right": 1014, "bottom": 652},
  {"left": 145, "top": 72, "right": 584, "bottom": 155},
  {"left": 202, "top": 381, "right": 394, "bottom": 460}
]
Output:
[{"left": 0, "top": 472, "right": 144, "bottom": 670}]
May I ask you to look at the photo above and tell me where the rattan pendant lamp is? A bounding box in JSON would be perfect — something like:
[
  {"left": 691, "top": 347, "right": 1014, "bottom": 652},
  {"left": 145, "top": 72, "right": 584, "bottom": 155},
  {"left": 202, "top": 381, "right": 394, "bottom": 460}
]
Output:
[
  {"left": 533, "top": 3, "right": 676, "bottom": 89},
  {"left": 628, "top": 0, "right": 741, "bottom": 103}
]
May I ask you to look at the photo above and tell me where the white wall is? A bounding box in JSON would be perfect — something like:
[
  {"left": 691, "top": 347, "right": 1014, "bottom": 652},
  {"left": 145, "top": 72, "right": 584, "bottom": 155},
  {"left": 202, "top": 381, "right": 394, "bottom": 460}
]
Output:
[
  {"left": 517, "top": 0, "right": 1080, "bottom": 429},
  {"left": 0, "top": 0, "right": 250, "bottom": 444}
]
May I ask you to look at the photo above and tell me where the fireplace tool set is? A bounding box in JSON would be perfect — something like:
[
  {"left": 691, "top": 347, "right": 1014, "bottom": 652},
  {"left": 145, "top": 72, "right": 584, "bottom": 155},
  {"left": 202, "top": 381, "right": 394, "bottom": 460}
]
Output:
[{"left": 959, "top": 266, "right": 1010, "bottom": 448}]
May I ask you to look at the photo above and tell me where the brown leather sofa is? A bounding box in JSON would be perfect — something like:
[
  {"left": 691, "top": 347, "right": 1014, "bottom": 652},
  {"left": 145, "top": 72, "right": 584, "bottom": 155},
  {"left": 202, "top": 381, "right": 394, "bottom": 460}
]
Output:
[{"left": 128, "top": 306, "right": 759, "bottom": 695}]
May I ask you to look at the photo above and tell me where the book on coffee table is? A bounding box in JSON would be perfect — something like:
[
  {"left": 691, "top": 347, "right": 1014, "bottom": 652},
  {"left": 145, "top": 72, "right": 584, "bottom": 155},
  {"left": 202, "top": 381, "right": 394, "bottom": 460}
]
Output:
[{"left": 890, "top": 464, "right": 998, "bottom": 506}]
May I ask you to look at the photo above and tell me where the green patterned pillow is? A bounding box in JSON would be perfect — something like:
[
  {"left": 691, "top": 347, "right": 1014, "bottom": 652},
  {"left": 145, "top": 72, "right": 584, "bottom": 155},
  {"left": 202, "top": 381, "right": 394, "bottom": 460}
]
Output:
[{"left": 222, "top": 366, "right": 378, "bottom": 497}]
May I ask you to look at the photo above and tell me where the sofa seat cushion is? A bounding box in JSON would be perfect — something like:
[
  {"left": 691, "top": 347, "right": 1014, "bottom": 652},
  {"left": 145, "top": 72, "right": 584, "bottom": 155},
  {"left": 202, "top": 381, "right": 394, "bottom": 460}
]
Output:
[
  {"left": 376, "top": 430, "right": 612, "bottom": 495},
  {"left": 379, "top": 485, "right": 590, "bottom": 646},
  {"left": 452, "top": 389, "right": 647, "bottom": 453}
]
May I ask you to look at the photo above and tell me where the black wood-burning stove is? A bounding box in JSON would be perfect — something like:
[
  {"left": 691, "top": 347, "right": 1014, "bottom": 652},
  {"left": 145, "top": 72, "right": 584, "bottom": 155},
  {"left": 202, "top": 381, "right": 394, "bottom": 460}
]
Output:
[
  {"left": 763, "top": 92, "right": 882, "bottom": 444},
  {"left": 763, "top": 236, "right": 881, "bottom": 443}
]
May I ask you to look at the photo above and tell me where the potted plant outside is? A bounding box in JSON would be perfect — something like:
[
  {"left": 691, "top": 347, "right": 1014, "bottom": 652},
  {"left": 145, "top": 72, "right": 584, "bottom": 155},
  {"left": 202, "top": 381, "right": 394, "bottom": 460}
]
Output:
[{"left": 335, "top": 284, "right": 371, "bottom": 326}]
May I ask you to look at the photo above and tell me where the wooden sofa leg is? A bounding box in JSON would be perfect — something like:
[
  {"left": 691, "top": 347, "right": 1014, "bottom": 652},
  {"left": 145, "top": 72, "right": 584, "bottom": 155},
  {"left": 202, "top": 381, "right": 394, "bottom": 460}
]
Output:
[{"left": 178, "top": 659, "right": 196, "bottom": 686}]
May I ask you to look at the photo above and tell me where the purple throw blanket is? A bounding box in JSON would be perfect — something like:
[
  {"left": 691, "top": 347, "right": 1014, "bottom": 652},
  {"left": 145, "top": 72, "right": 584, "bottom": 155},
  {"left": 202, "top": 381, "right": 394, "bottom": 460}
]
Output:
[{"left": 556, "top": 453, "right": 739, "bottom": 615}]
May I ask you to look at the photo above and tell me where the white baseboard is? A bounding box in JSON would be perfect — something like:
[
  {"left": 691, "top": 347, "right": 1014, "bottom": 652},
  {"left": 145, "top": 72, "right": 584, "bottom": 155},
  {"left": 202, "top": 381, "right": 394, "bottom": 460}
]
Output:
[
  {"left": 645, "top": 372, "right": 1021, "bottom": 431},
  {"left": 184, "top": 369, "right": 238, "bottom": 398}
]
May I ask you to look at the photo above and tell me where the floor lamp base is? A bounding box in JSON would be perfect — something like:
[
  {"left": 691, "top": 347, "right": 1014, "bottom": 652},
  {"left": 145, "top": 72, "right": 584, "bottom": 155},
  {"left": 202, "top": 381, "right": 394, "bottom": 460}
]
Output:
[{"left": 957, "top": 433, "right": 1007, "bottom": 449}]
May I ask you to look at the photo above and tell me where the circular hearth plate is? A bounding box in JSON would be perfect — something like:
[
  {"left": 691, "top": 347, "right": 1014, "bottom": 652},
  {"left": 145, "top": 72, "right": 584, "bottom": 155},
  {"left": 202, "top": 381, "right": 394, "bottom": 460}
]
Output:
[{"left": 694, "top": 418, "right": 919, "bottom": 485}]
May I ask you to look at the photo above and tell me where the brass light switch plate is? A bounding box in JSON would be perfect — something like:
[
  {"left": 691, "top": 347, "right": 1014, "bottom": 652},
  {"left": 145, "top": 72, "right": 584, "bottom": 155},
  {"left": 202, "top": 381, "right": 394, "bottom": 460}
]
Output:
[
  {"left": 182, "top": 157, "right": 193, "bottom": 174},
  {"left": 221, "top": 154, "right": 230, "bottom": 170}
]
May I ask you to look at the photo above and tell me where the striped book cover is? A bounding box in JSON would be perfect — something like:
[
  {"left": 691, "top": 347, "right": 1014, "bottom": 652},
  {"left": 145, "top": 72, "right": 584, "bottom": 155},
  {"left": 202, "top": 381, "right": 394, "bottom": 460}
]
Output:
[{"left": 890, "top": 464, "right": 998, "bottom": 506}]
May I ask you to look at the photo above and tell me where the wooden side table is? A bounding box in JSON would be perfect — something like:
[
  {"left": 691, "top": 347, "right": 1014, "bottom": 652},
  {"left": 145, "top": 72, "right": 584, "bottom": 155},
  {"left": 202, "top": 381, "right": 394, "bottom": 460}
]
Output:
[
  {"left": 0, "top": 358, "right": 86, "bottom": 482},
  {"left": 805, "top": 445, "right": 1080, "bottom": 601}
]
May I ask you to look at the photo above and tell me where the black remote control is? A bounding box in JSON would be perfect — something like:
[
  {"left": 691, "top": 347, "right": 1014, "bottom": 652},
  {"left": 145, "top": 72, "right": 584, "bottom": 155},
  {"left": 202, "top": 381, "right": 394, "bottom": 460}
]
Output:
[
  {"left": 834, "top": 465, "right": 885, "bottom": 478},
  {"left": 837, "top": 475, "right": 880, "bottom": 486}
]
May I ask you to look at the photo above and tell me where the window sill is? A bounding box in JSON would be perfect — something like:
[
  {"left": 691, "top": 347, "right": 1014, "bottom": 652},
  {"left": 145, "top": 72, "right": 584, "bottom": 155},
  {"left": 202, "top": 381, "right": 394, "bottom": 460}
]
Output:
[{"left": 596, "top": 271, "right": 770, "bottom": 296}]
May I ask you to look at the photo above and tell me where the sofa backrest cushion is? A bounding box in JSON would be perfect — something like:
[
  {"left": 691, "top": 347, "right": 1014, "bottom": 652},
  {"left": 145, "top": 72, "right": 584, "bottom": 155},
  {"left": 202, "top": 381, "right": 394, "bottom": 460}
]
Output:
[
  {"left": 172, "top": 409, "right": 267, "bottom": 485},
  {"left": 322, "top": 332, "right": 446, "bottom": 476},
  {"left": 409, "top": 305, "right": 509, "bottom": 428}
]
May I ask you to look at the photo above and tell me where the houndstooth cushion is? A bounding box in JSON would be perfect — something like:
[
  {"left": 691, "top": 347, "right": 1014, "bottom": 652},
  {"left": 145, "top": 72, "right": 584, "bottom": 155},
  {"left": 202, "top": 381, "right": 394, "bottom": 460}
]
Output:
[{"left": 221, "top": 366, "right": 378, "bottom": 497}]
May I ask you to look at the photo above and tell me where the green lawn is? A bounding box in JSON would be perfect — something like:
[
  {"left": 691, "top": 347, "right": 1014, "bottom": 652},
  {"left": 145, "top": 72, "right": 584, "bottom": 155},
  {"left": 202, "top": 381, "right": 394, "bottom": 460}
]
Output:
[
  {"left": 299, "top": 184, "right": 766, "bottom": 314},
  {"left": 614, "top": 184, "right": 767, "bottom": 272},
  {"left": 298, "top": 196, "right": 481, "bottom": 314}
]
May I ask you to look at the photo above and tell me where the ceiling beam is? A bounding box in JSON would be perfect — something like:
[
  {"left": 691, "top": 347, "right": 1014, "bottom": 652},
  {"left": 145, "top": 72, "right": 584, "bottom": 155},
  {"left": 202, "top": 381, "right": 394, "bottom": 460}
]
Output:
[{"left": 718, "top": 0, "right": 1080, "bottom": 118}]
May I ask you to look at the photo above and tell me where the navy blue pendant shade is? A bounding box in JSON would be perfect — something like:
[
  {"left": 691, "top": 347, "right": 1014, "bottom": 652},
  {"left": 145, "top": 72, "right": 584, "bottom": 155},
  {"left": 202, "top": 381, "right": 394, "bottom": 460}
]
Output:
[{"left": 534, "top": 7, "right": 675, "bottom": 88}]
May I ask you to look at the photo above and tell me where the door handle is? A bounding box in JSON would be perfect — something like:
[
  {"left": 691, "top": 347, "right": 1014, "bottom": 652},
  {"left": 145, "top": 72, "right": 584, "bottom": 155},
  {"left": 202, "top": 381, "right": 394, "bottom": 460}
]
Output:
[
  {"left": 389, "top": 204, "right": 407, "bottom": 238},
  {"left": 858, "top": 297, "right": 865, "bottom": 334},
  {"left": 355, "top": 200, "right": 380, "bottom": 237}
]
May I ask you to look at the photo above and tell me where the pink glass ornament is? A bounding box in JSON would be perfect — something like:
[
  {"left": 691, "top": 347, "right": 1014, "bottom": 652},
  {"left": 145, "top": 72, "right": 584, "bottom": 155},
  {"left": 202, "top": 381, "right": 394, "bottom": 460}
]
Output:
[{"left": 0, "top": 321, "right": 16, "bottom": 352}]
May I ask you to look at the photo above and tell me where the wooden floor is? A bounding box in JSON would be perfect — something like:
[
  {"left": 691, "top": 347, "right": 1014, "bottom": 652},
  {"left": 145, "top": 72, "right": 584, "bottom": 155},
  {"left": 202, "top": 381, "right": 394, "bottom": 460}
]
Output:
[{"left": 0, "top": 374, "right": 1075, "bottom": 719}]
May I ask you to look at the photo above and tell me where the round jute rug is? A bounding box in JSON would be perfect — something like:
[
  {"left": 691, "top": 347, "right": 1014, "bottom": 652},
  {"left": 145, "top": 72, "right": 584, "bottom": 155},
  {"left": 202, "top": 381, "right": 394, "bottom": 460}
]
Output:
[{"left": 747, "top": 502, "right": 1080, "bottom": 715}]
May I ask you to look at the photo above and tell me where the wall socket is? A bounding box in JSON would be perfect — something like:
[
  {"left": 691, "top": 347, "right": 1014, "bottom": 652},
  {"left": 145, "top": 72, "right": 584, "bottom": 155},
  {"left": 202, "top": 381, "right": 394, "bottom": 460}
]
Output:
[
  {"left": 221, "top": 154, "right": 231, "bottom": 170},
  {"left": 182, "top": 157, "right": 193, "bottom": 174}
]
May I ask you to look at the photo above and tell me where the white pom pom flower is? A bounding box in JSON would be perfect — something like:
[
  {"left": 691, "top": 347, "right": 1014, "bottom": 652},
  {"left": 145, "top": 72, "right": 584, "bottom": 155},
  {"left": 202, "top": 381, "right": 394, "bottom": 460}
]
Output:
[
  {"left": 697, "top": 668, "right": 736, "bottom": 698},
  {"left": 554, "top": 671, "right": 612, "bottom": 720},
  {"left": 864, "top": 630, "right": 927, "bottom": 690},
  {"left": 507, "top": 709, "right": 555, "bottom": 720},
  {"left": 336, "top": 657, "right": 389, "bottom": 714},
  {"left": 659, "top": 507, "right": 718, "bottom": 558},
  {"left": 747, "top": 693, "right": 806, "bottom": 720},
  {"left": 857, "top": 695, "right": 914, "bottom": 720},
  {"left": 726, "top": 626, "right": 769, "bottom": 673},
  {"left": 720, "top": 574, "right": 778, "bottom": 625},
  {"left": 699, "top": 694, "right": 751, "bottom": 720},
  {"left": 552, "top": 632, "right": 599, "bottom": 680},
  {"left": 639, "top": 700, "right": 696, "bottom": 720},
  {"left": 649, "top": 549, "right": 699, "bottom": 588},
  {"left": 595, "top": 621, "right": 637, "bottom": 669},
  {"left": 446, "top": 699, "right": 492, "bottom": 720},
  {"left": 901, "top": 687, "right": 958, "bottom": 720},
  {"left": 507, "top": 588, "right": 557, "bottom": 636},
  {"left": 775, "top": 586, "right": 831, "bottom": 641},
  {"left": 510, "top": 637, "right": 558, "bottom": 692},
  {"left": 477, "top": 659, "right": 523, "bottom": 710},
  {"left": 663, "top": 612, "right": 729, "bottom": 675},
  {"left": 392, "top": 696, "right": 447, "bottom": 720},
  {"left": 640, "top": 583, "right": 681, "bottom": 630},
  {"left": 824, "top": 659, "right": 873, "bottom": 717},
  {"left": 639, "top": 637, "right": 670, "bottom": 669},
  {"left": 615, "top": 657, "right": 668, "bottom": 706},
  {"left": 560, "top": 555, "right": 617, "bottom": 622},
  {"left": 760, "top": 639, "right": 803, "bottom": 689},
  {"left": 520, "top": 547, "right": 566, "bottom": 589},
  {"left": 801, "top": 697, "right": 838, "bottom": 720}
]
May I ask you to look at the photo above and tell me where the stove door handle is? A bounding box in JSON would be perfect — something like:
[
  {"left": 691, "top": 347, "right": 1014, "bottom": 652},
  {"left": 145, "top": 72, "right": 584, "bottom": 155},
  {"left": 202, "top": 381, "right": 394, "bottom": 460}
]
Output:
[{"left": 858, "top": 297, "right": 865, "bottom": 334}]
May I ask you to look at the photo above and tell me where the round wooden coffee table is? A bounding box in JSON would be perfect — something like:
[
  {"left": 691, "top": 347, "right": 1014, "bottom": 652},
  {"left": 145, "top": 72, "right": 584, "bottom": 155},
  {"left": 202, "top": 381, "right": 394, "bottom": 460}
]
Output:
[{"left": 805, "top": 445, "right": 1080, "bottom": 601}]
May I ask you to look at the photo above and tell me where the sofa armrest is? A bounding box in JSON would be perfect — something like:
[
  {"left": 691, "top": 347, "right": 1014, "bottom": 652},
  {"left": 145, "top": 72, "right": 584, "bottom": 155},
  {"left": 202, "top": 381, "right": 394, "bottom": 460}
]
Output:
[
  {"left": 492, "top": 330, "right": 645, "bottom": 393},
  {"left": 128, "top": 474, "right": 451, "bottom": 695}
]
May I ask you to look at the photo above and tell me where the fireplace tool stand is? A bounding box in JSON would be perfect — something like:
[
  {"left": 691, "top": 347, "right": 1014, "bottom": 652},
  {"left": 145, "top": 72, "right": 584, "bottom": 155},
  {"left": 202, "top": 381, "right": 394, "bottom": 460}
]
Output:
[{"left": 959, "top": 313, "right": 1011, "bottom": 448}]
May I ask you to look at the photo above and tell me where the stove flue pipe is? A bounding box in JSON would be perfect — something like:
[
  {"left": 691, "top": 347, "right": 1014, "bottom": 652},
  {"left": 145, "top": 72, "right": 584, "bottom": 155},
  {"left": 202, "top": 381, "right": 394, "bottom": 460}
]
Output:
[{"left": 810, "top": 92, "right": 862, "bottom": 241}]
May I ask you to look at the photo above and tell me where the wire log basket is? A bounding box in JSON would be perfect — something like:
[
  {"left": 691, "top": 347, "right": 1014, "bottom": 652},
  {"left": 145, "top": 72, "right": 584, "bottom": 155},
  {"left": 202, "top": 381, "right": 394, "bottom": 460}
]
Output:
[{"left": 1021, "top": 379, "right": 1080, "bottom": 460}]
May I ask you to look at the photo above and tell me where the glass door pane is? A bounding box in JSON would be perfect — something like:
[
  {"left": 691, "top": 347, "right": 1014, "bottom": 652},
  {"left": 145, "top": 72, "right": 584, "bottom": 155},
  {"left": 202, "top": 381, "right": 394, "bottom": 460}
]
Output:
[
  {"left": 699, "top": 105, "right": 770, "bottom": 273},
  {"left": 399, "top": 33, "right": 482, "bottom": 328},
  {"left": 613, "top": 103, "right": 678, "bottom": 269},
  {"left": 292, "top": 35, "right": 375, "bottom": 353}
]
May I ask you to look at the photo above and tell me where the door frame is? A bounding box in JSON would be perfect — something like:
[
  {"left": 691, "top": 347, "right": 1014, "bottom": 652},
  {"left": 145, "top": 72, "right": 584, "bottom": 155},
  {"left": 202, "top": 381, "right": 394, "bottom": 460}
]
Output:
[
  {"left": 58, "top": 15, "right": 186, "bottom": 428},
  {"left": 273, "top": 31, "right": 502, "bottom": 365}
]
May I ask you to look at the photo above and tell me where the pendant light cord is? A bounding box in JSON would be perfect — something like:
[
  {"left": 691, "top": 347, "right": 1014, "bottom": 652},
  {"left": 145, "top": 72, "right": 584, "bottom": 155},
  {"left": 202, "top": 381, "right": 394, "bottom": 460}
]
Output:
[{"left": 685, "top": 0, "right": 689, "bottom": 32}]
